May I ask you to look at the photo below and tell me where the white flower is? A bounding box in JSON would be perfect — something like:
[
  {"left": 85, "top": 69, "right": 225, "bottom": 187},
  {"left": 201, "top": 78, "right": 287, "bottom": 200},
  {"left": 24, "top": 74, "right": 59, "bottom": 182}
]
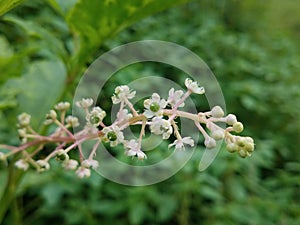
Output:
[
  {"left": 167, "top": 88, "right": 185, "bottom": 108},
  {"left": 117, "top": 109, "right": 133, "bottom": 122},
  {"left": 63, "top": 159, "right": 78, "bottom": 170},
  {"left": 124, "top": 139, "right": 147, "bottom": 160},
  {"left": 66, "top": 116, "right": 80, "bottom": 127},
  {"left": 18, "top": 113, "right": 31, "bottom": 127},
  {"left": 168, "top": 137, "right": 194, "bottom": 150},
  {"left": 185, "top": 78, "right": 205, "bottom": 94},
  {"left": 102, "top": 125, "right": 124, "bottom": 146},
  {"left": 144, "top": 93, "right": 167, "bottom": 118},
  {"left": 76, "top": 98, "right": 94, "bottom": 108},
  {"left": 36, "top": 160, "right": 50, "bottom": 171},
  {"left": 150, "top": 117, "right": 173, "bottom": 139},
  {"left": 76, "top": 166, "right": 91, "bottom": 178},
  {"left": 112, "top": 85, "right": 136, "bottom": 104},
  {"left": 55, "top": 149, "right": 69, "bottom": 161},
  {"left": 55, "top": 102, "right": 70, "bottom": 111},
  {"left": 15, "top": 159, "right": 29, "bottom": 171},
  {"left": 86, "top": 107, "right": 106, "bottom": 126},
  {"left": 82, "top": 159, "right": 99, "bottom": 169}
]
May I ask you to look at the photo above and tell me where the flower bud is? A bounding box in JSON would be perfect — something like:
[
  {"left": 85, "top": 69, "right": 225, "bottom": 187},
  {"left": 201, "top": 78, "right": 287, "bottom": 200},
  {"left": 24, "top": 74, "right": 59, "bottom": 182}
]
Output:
[
  {"left": 204, "top": 137, "right": 217, "bottom": 149},
  {"left": 55, "top": 102, "right": 70, "bottom": 111},
  {"left": 18, "top": 113, "right": 31, "bottom": 127},
  {"left": 226, "top": 114, "right": 237, "bottom": 125},
  {"left": 211, "top": 129, "right": 225, "bottom": 140},
  {"left": 233, "top": 122, "right": 244, "bottom": 133},
  {"left": 47, "top": 110, "right": 57, "bottom": 120},
  {"left": 238, "top": 149, "right": 248, "bottom": 158},
  {"left": 244, "top": 142, "right": 254, "bottom": 153},
  {"left": 211, "top": 106, "right": 224, "bottom": 118},
  {"left": 226, "top": 142, "right": 238, "bottom": 153}
]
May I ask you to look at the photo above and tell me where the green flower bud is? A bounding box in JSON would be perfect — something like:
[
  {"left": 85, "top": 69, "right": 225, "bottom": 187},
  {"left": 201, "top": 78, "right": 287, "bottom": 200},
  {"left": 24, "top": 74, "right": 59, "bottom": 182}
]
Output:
[
  {"left": 238, "top": 149, "right": 248, "bottom": 158},
  {"left": 90, "top": 115, "right": 100, "bottom": 125},
  {"left": 107, "top": 131, "right": 117, "bottom": 141},
  {"left": 233, "top": 122, "right": 244, "bottom": 133},
  {"left": 244, "top": 142, "right": 254, "bottom": 153},
  {"left": 226, "top": 142, "right": 238, "bottom": 153},
  {"left": 211, "top": 106, "right": 224, "bottom": 118},
  {"left": 150, "top": 102, "right": 160, "bottom": 112}
]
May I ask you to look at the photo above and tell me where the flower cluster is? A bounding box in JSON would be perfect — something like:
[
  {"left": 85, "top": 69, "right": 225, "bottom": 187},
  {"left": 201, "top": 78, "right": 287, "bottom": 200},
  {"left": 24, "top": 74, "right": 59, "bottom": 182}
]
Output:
[{"left": 0, "top": 78, "right": 255, "bottom": 178}]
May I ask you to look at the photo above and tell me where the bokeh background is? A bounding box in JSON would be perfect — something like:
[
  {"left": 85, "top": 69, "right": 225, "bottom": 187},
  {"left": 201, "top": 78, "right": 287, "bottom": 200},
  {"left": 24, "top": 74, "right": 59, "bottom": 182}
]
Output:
[{"left": 0, "top": 0, "right": 300, "bottom": 224}]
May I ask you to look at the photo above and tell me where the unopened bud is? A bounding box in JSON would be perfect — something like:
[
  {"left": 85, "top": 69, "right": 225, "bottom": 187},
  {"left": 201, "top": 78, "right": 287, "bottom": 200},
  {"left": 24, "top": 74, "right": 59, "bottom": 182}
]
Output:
[
  {"left": 226, "top": 114, "right": 237, "bottom": 125},
  {"left": 233, "top": 122, "right": 243, "bottom": 133},
  {"left": 204, "top": 137, "right": 217, "bottom": 149},
  {"left": 211, "top": 106, "right": 224, "bottom": 118}
]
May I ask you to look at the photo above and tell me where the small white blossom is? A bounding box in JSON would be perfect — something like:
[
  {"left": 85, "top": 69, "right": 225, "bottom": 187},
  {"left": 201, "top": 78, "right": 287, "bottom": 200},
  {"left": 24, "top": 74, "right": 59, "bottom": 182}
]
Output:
[
  {"left": 185, "top": 78, "right": 205, "bottom": 94},
  {"left": 76, "top": 166, "right": 91, "bottom": 178},
  {"left": 112, "top": 85, "right": 136, "bottom": 104},
  {"left": 55, "top": 149, "right": 69, "bottom": 161},
  {"left": 117, "top": 109, "right": 133, "bottom": 122},
  {"left": 124, "top": 139, "right": 147, "bottom": 160},
  {"left": 86, "top": 107, "right": 106, "bottom": 126},
  {"left": 15, "top": 159, "right": 29, "bottom": 171},
  {"left": 167, "top": 88, "right": 185, "bottom": 108},
  {"left": 18, "top": 113, "right": 31, "bottom": 127},
  {"left": 63, "top": 159, "right": 79, "bottom": 170},
  {"left": 55, "top": 102, "right": 70, "bottom": 111},
  {"left": 144, "top": 93, "right": 167, "bottom": 118},
  {"left": 36, "top": 160, "right": 50, "bottom": 171},
  {"left": 150, "top": 117, "right": 173, "bottom": 139},
  {"left": 66, "top": 116, "right": 80, "bottom": 127},
  {"left": 168, "top": 137, "right": 194, "bottom": 150},
  {"left": 76, "top": 98, "right": 94, "bottom": 108},
  {"left": 102, "top": 125, "right": 124, "bottom": 147},
  {"left": 82, "top": 159, "right": 99, "bottom": 169}
]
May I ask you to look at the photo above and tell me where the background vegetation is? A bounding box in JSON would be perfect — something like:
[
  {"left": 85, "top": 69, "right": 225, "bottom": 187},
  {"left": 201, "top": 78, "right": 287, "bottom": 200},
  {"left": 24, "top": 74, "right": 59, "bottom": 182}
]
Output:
[{"left": 1, "top": 0, "right": 300, "bottom": 224}]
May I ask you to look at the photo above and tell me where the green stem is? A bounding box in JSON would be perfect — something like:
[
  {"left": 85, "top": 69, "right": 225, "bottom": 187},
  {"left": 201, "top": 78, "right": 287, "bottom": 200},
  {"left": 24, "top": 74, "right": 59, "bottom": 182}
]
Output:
[{"left": 0, "top": 156, "right": 25, "bottom": 224}]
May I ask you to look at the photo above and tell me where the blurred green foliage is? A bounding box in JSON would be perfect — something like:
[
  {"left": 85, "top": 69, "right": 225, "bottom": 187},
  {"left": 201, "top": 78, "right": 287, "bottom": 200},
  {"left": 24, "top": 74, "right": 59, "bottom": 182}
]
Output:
[{"left": 1, "top": 0, "right": 300, "bottom": 225}]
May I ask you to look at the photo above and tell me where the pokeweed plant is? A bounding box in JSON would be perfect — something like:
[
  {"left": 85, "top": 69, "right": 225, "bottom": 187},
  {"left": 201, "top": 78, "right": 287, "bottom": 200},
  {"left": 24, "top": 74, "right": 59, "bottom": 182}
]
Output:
[{"left": 0, "top": 78, "right": 255, "bottom": 178}]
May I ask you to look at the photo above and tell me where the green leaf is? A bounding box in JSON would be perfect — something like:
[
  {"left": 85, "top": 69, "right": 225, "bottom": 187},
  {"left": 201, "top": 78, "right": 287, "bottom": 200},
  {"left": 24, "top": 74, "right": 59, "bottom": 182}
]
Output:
[
  {"left": 6, "top": 60, "right": 67, "bottom": 128},
  {"left": 0, "top": 0, "right": 25, "bottom": 16},
  {"left": 0, "top": 35, "right": 25, "bottom": 84},
  {"left": 67, "top": 0, "right": 192, "bottom": 68},
  {"left": 4, "top": 15, "right": 68, "bottom": 61},
  {"left": 129, "top": 201, "right": 148, "bottom": 225}
]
